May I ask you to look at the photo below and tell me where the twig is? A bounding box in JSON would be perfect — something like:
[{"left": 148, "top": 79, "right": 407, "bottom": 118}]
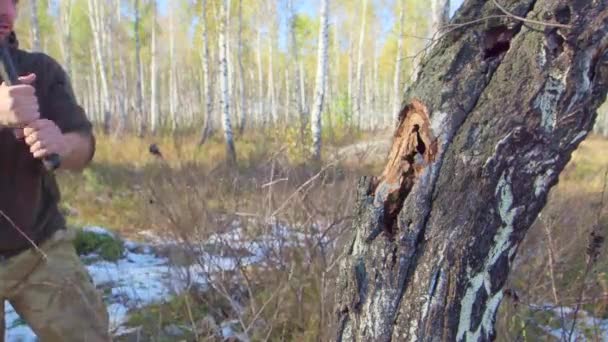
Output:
[
  {"left": 491, "top": 0, "right": 572, "bottom": 29},
  {"left": 568, "top": 168, "right": 608, "bottom": 340},
  {"left": 269, "top": 162, "right": 336, "bottom": 218},
  {"left": 0, "top": 209, "right": 47, "bottom": 260},
  {"left": 261, "top": 178, "right": 288, "bottom": 188},
  {"left": 540, "top": 213, "right": 568, "bottom": 340}
]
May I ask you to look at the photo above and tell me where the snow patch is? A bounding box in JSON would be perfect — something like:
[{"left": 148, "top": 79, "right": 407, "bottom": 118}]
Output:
[{"left": 6, "top": 223, "right": 321, "bottom": 340}]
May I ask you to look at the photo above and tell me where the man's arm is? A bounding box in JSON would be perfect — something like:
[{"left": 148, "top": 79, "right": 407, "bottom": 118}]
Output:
[
  {"left": 59, "top": 131, "right": 95, "bottom": 171},
  {"left": 23, "top": 119, "right": 95, "bottom": 172}
]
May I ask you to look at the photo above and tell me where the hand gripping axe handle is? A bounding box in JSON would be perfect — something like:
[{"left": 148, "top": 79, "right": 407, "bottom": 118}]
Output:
[{"left": 0, "top": 42, "right": 61, "bottom": 171}]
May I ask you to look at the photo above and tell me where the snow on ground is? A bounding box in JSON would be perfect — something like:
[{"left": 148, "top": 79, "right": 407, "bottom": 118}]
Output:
[{"left": 4, "top": 223, "right": 323, "bottom": 341}]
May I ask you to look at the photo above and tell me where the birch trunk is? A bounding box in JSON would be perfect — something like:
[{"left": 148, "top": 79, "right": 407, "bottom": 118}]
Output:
[
  {"left": 267, "top": 16, "right": 278, "bottom": 125},
  {"left": 334, "top": 0, "right": 608, "bottom": 340},
  {"left": 237, "top": 0, "right": 246, "bottom": 134},
  {"left": 432, "top": 0, "right": 451, "bottom": 37},
  {"left": 256, "top": 29, "right": 265, "bottom": 126},
  {"left": 288, "top": 0, "right": 305, "bottom": 123},
  {"left": 219, "top": 0, "right": 237, "bottom": 163},
  {"left": 134, "top": 0, "right": 144, "bottom": 136},
  {"left": 199, "top": 0, "right": 214, "bottom": 144},
  {"left": 30, "top": 0, "right": 41, "bottom": 52},
  {"left": 150, "top": 0, "right": 158, "bottom": 134},
  {"left": 354, "top": 0, "right": 368, "bottom": 130},
  {"left": 87, "top": 0, "right": 111, "bottom": 133},
  {"left": 310, "top": 0, "right": 330, "bottom": 161},
  {"left": 58, "top": 0, "right": 73, "bottom": 78},
  {"left": 169, "top": 2, "right": 177, "bottom": 132},
  {"left": 392, "top": 3, "right": 405, "bottom": 125}
]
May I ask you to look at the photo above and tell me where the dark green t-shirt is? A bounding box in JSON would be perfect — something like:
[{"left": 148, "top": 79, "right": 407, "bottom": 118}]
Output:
[{"left": 0, "top": 32, "right": 95, "bottom": 255}]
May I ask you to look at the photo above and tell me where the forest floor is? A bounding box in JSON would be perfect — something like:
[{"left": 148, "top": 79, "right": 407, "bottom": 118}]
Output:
[{"left": 3, "top": 130, "right": 608, "bottom": 341}]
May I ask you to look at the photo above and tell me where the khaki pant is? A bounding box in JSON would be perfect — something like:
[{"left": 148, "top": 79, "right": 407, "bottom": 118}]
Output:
[{"left": 0, "top": 229, "right": 111, "bottom": 342}]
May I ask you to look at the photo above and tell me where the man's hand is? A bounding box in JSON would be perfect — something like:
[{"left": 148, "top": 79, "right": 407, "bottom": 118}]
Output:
[
  {"left": 23, "top": 119, "right": 70, "bottom": 159},
  {"left": 0, "top": 73, "right": 39, "bottom": 127}
]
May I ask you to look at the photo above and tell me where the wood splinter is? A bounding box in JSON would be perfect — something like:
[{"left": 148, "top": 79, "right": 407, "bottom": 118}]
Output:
[{"left": 372, "top": 99, "right": 438, "bottom": 237}]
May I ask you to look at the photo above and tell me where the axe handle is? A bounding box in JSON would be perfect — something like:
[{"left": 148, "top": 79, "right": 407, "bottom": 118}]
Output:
[{"left": 0, "top": 44, "right": 61, "bottom": 171}]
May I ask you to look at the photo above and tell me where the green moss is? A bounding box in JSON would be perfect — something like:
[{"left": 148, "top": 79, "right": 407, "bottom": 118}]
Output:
[{"left": 73, "top": 229, "right": 124, "bottom": 262}]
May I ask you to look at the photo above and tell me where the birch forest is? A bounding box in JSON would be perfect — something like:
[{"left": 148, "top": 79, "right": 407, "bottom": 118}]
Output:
[
  {"left": 6, "top": 0, "right": 608, "bottom": 340},
  {"left": 13, "top": 0, "right": 455, "bottom": 160}
]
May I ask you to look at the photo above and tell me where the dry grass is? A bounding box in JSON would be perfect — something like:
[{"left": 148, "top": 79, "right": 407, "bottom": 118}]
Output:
[
  {"left": 54, "top": 127, "right": 608, "bottom": 340},
  {"left": 496, "top": 135, "right": 608, "bottom": 340}
]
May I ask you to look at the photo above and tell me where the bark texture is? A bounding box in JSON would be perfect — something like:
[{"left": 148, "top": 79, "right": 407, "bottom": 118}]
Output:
[{"left": 334, "top": 0, "right": 608, "bottom": 341}]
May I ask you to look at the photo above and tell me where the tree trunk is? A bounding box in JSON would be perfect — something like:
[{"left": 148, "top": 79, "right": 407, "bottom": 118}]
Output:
[
  {"left": 310, "top": 0, "right": 329, "bottom": 161},
  {"left": 256, "top": 28, "right": 265, "bottom": 127},
  {"left": 150, "top": 0, "right": 158, "bottom": 134},
  {"left": 237, "top": 0, "right": 246, "bottom": 135},
  {"left": 134, "top": 0, "right": 145, "bottom": 136},
  {"left": 199, "top": 0, "right": 214, "bottom": 144},
  {"left": 392, "top": 3, "right": 405, "bottom": 125},
  {"left": 169, "top": 2, "right": 177, "bottom": 132},
  {"left": 219, "top": 0, "right": 237, "bottom": 164},
  {"left": 58, "top": 0, "right": 73, "bottom": 78},
  {"left": 30, "top": 0, "right": 41, "bottom": 52},
  {"left": 353, "top": 0, "right": 367, "bottom": 130},
  {"left": 334, "top": 0, "right": 608, "bottom": 341},
  {"left": 288, "top": 0, "right": 306, "bottom": 126},
  {"left": 87, "top": 0, "right": 111, "bottom": 133}
]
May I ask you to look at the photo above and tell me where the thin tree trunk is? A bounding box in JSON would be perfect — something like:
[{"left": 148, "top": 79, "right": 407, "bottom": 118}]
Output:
[
  {"left": 150, "top": 0, "right": 158, "bottom": 134},
  {"left": 354, "top": 0, "right": 368, "bottom": 130},
  {"left": 310, "top": 0, "right": 330, "bottom": 161},
  {"left": 334, "top": 1, "right": 608, "bottom": 340},
  {"left": 257, "top": 28, "right": 265, "bottom": 126},
  {"left": 268, "top": 28, "right": 277, "bottom": 124},
  {"left": 288, "top": 0, "right": 305, "bottom": 122},
  {"left": 199, "top": 0, "right": 215, "bottom": 144},
  {"left": 237, "top": 0, "right": 246, "bottom": 135},
  {"left": 169, "top": 2, "right": 177, "bottom": 132},
  {"left": 30, "top": 0, "right": 41, "bottom": 52},
  {"left": 219, "top": 0, "right": 237, "bottom": 164},
  {"left": 107, "top": 2, "right": 120, "bottom": 131},
  {"left": 392, "top": 3, "right": 405, "bottom": 125},
  {"left": 347, "top": 32, "right": 353, "bottom": 126},
  {"left": 134, "top": 0, "right": 144, "bottom": 136},
  {"left": 87, "top": 0, "right": 111, "bottom": 133},
  {"left": 59, "top": 0, "right": 73, "bottom": 78}
]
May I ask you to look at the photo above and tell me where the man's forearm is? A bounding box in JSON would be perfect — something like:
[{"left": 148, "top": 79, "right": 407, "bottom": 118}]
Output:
[{"left": 59, "top": 132, "right": 94, "bottom": 171}]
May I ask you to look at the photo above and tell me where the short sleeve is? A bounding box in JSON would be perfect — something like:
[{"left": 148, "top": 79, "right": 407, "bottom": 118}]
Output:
[{"left": 41, "top": 55, "right": 93, "bottom": 135}]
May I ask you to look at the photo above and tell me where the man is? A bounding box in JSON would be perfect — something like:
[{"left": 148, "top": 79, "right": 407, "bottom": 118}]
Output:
[{"left": 0, "top": 0, "right": 110, "bottom": 341}]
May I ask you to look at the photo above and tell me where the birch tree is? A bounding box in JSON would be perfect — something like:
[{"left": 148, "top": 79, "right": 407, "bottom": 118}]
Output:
[
  {"left": 150, "top": 0, "right": 159, "bottom": 134},
  {"left": 87, "top": 0, "right": 112, "bottom": 133},
  {"left": 199, "top": 0, "right": 214, "bottom": 144},
  {"left": 310, "top": 0, "right": 330, "bottom": 161},
  {"left": 134, "top": 0, "right": 144, "bottom": 136},
  {"left": 392, "top": 2, "right": 405, "bottom": 124},
  {"left": 237, "top": 0, "right": 246, "bottom": 134},
  {"left": 169, "top": 2, "right": 177, "bottom": 132},
  {"left": 353, "top": 0, "right": 368, "bottom": 129},
  {"left": 30, "top": 0, "right": 41, "bottom": 51},
  {"left": 288, "top": 0, "right": 305, "bottom": 123},
  {"left": 58, "top": 0, "right": 73, "bottom": 78},
  {"left": 334, "top": 0, "right": 608, "bottom": 340},
  {"left": 219, "top": 0, "right": 237, "bottom": 163}
]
